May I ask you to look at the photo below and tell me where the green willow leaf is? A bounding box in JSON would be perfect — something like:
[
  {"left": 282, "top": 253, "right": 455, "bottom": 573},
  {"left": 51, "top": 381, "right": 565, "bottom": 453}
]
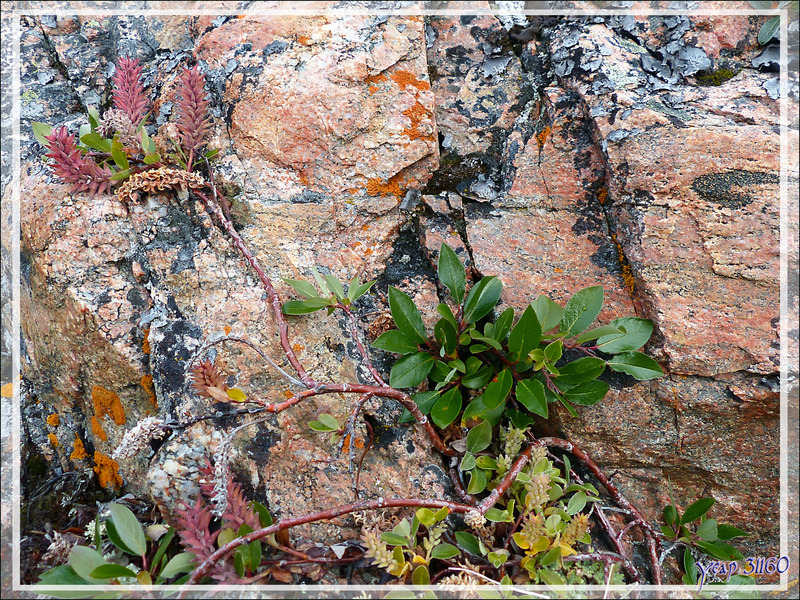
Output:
[
  {"left": 532, "top": 295, "right": 563, "bottom": 332},
  {"left": 111, "top": 147, "right": 129, "bottom": 170},
  {"left": 158, "top": 552, "right": 196, "bottom": 581},
  {"left": 575, "top": 324, "right": 623, "bottom": 344},
  {"left": 89, "top": 564, "right": 137, "bottom": 580},
  {"left": 430, "top": 543, "right": 460, "bottom": 560},
  {"left": 388, "top": 287, "right": 428, "bottom": 343},
  {"left": 412, "top": 565, "right": 430, "bottom": 586},
  {"left": 680, "top": 497, "right": 715, "bottom": 524},
  {"left": 716, "top": 524, "right": 749, "bottom": 540},
  {"left": 463, "top": 276, "right": 503, "bottom": 324},
  {"left": 482, "top": 369, "right": 513, "bottom": 409},
  {"left": 283, "top": 278, "right": 318, "bottom": 298},
  {"left": 465, "top": 420, "right": 492, "bottom": 454},
  {"left": 434, "top": 317, "right": 458, "bottom": 356},
  {"left": 461, "top": 364, "right": 494, "bottom": 389},
  {"left": 80, "top": 133, "right": 112, "bottom": 153},
  {"left": 282, "top": 298, "right": 330, "bottom": 314},
  {"left": 68, "top": 546, "right": 110, "bottom": 582},
  {"left": 349, "top": 279, "right": 376, "bottom": 303},
  {"left": 554, "top": 357, "right": 606, "bottom": 385},
  {"left": 597, "top": 317, "right": 654, "bottom": 353},
  {"left": 324, "top": 274, "right": 346, "bottom": 301},
  {"left": 467, "top": 467, "right": 487, "bottom": 494},
  {"left": 559, "top": 286, "right": 604, "bottom": 338},
  {"left": 438, "top": 243, "right": 466, "bottom": 304},
  {"left": 607, "top": 351, "right": 663, "bottom": 380},
  {"left": 562, "top": 380, "right": 609, "bottom": 406},
  {"left": 372, "top": 330, "right": 419, "bottom": 355},
  {"left": 516, "top": 379, "right": 548, "bottom": 418},
  {"left": 430, "top": 386, "right": 462, "bottom": 428},
  {"left": 455, "top": 531, "right": 484, "bottom": 556},
  {"left": 492, "top": 307, "right": 515, "bottom": 342},
  {"left": 108, "top": 504, "right": 146, "bottom": 556},
  {"left": 508, "top": 305, "right": 541, "bottom": 361},
  {"left": 389, "top": 352, "right": 435, "bottom": 388}
]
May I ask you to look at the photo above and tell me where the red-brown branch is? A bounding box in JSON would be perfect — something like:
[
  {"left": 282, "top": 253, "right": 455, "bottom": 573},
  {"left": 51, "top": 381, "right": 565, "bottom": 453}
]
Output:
[
  {"left": 181, "top": 497, "right": 475, "bottom": 587},
  {"left": 537, "top": 437, "right": 663, "bottom": 585},
  {"left": 195, "top": 189, "right": 315, "bottom": 387},
  {"left": 341, "top": 304, "right": 386, "bottom": 386}
]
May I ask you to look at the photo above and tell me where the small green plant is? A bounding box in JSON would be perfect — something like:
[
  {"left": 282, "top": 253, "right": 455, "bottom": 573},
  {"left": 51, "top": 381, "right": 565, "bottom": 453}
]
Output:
[
  {"left": 749, "top": 1, "right": 799, "bottom": 45},
  {"left": 35, "top": 503, "right": 194, "bottom": 591},
  {"left": 369, "top": 243, "right": 661, "bottom": 434},
  {"left": 661, "top": 495, "right": 751, "bottom": 588}
]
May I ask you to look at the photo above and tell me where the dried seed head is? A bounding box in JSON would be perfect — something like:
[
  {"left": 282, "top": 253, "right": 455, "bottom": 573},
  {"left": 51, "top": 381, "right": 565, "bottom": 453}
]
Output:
[{"left": 115, "top": 166, "right": 205, "bottom": 204}]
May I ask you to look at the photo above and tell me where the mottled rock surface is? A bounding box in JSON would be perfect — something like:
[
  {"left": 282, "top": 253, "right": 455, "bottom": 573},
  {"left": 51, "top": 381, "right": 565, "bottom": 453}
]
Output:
[{"left": 3, "top": 1, "right": 798, "bottom": 587}]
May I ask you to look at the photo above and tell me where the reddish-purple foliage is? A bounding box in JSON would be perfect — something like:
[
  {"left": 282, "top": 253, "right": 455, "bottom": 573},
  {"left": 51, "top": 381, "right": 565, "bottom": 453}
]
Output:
[
  {"left": 173, "top": 461, "right": 263, "bottom": 582},
  {"left": 44, "top": 126, "right": 112, "bottom": 196},
  {"left": 112, "top": 57, "right": 148, "bottom": 127},
  {"left": 175, "top": 66, "right": 212, "bottom": 153},
  {"left": 173, "top": 499, "right": 238, "bottom": 582}
]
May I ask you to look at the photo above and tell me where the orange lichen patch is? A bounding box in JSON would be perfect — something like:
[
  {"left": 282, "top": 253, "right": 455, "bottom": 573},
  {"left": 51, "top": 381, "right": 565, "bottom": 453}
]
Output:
[
  {"left": 366, "top": 72, "right": 387, "bottom": 85},
  {"left": 341, "top": 435, "right": 365, "bottom": 452},
  {"left": 401, "top": 101, "right": 433, "bottom": 141},
  {"left": 597, "top": 187, "right": 608, "bottom": 205},
  {"left": 92, "top": 385, "right": 126, "bottom": 425},
  {"left": 1, "top": 382, "right": 13, "bottom": 397},
  {"left": 390, "top": 69, "right": 430, "bottom": 91},
  {"left": 536, "top": 126, "right": 551, "bottom": 149},
  {"left": 46, "top": 413, "right": 60, "bottom": 427},
  {"left": 93, "top": 452, "right": 123, "bottom": 490},
  {"left": 298, "top": 172, "right": 310, "bottom": 187},
  {"left": 296, "top": 34, "right": 311, "bottom": 45},
  {"left": 611, "top": 233, "right": 636, "bottom": 296},
  {"left": 141, "top": 374, "right": 157, "bottom": 408},
  {"left": 91, "top": 416, "right": 108, "bottom": 442},
  {"left": 224, "top": 325, "right": 232, "bottom": 335},
  {"left": 48, "top": 433, "right": 59, "bottom": 448},
  {"left": 70, "top": 434, "right": 88, "bottom": 461},
  {"left": 142, "top": 328, "right": 151, "bottom": 354},
  {"left": 361, "top": 224, "right": 370, "bottom": 231},
  {"left": 366, "top": 173, "right": 404, "bottom": 198},
  {"left": 553, "top": 268, "right": 563, "bottom": 273},
  {"left": 293, "top": 343, "right": 305, "bottom": 352},
  {"left": 283, "top": 389, "right": 295, "bottom": 399}
]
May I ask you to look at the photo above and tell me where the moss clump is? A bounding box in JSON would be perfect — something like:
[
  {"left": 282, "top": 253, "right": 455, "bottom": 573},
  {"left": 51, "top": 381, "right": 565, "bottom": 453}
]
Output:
[{"left": 695, "top": 68, "right": 741, "bottom": 86}]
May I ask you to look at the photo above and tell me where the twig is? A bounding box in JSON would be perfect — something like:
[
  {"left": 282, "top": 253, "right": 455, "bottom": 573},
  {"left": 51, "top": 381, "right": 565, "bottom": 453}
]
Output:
[
  {"left": 562, "top": 552, "right": 639, "bottom": 585},
  {"left": 180, "top": 497, "right": 476, "bottom": 589},
  {"left": 191, "top": 333, "right": 304, "bottom": 388},
  {"left": 195, "top": 189, "right": 316, "bottom": 388},
  {"left": 354, "top": 419, "right": 374, "bottom": 499},
  {"left": 341, "top": 304, "right": 386, "bottom": 386},
  {"left": 538, "top": 437, "right": 663, "bottom": 585},
  {"left": 339, "top": 393, "right": 373, "bottom": 474}
]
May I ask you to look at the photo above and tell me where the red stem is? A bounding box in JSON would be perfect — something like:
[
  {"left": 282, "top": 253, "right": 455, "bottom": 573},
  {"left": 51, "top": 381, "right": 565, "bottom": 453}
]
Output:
[
  {"left": 195, "top": 189, "right": 315, "bottom": 387},
  {"left": 182, "top": 497, "right": 475, "bottom": 587},
  {"left": 537, "top": 437, "right": 663, "bottom": 585},
  {"left": 341, "top": 304, "right": 386, "bottom": 386}
]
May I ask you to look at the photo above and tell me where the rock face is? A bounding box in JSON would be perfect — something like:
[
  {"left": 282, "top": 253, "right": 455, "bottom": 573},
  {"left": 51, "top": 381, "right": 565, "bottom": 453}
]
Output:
[{"left": 4, "top": 2, "right": 797, "bottom": 578}]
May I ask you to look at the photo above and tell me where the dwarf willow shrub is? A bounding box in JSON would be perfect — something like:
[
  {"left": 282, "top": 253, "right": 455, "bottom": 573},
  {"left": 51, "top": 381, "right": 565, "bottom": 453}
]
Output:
[{"left": 373, "top": 243, "right": 662, "bottom": 430}]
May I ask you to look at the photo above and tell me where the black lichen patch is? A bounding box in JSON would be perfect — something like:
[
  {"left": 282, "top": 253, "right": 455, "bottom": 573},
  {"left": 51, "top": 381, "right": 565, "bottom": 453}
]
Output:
[
  {"left": 691, "top": 170, "right": 779, "bottom": 209},
  {"left": 363, "top": 412, "right": 404, "bottom": 451},
  {"left": 375, "top": 226, "right": 438, "bottom": 293},
  {"left": 246, "top": 422, "right": 282, "bottom": 464}
]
